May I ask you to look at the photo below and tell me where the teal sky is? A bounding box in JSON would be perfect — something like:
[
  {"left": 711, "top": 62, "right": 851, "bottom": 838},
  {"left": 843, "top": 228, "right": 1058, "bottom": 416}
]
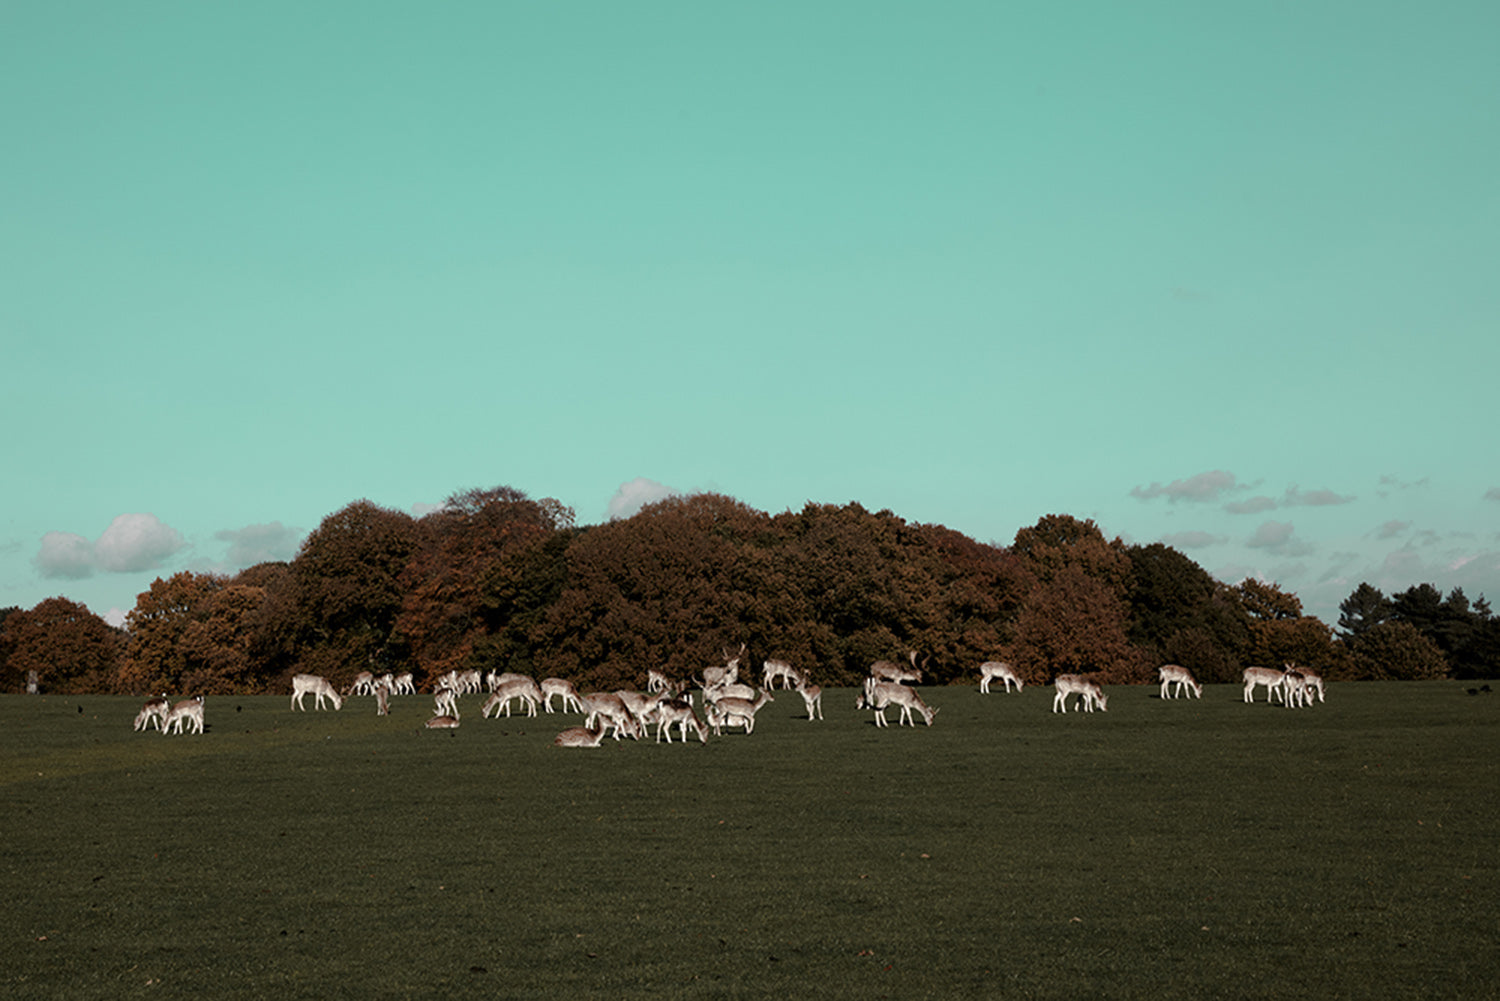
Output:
[{"left": 4, "top": 1, "right": 1498, "bottom": 627}]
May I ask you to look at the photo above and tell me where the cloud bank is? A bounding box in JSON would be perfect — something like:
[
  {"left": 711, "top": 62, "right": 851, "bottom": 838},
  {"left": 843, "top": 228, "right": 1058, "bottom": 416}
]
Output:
[
  {"left": 35, "top": 513, "right": 187, "bottom": 579},
  {"left": 607, "top": 478, "right": 681, "bottom": 521},
  {"left": 215, "top": 522, "right": 303, "bottom": 567}
]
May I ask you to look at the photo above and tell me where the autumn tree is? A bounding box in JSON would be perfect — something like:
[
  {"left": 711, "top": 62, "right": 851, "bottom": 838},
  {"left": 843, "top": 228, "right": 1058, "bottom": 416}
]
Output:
[
  {"left": 118, "top": 572, "right": 225, "bottom": 693},
  {"left": 0, "top": 597, "right": 123, "bottom": 694},
  {"left": 1126, "top": 543, "right": 1252, "bottom": 683},
  {"left": 394, "top": 486, "right": 572, "bottom": 679},
  {"left": 263, "top": 500, "right": 421, "bottom": 686}
]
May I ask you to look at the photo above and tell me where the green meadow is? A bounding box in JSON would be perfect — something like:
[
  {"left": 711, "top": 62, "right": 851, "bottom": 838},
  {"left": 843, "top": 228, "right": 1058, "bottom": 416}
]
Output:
[{"left": 2, "top": 683, "right": 1496, "bottom": 1000}]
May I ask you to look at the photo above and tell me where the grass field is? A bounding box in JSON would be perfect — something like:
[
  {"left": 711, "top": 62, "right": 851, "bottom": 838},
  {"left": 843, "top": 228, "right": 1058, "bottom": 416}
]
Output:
[{"left": 2, "top": 682, "right": 1496, "bottom": 1000}]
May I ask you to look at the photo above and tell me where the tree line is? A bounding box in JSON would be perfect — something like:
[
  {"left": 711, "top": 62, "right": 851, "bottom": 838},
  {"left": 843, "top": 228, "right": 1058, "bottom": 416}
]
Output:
[{"left": 3, "top": 486, "right": 1497, "bottom": 695}]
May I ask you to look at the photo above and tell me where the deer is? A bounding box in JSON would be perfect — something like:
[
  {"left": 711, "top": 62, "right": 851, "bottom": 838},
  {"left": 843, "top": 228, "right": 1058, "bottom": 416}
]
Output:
[
  {"left": 761, "top": 659, "right": 800, "bottom": 690},
  {"left": 978, "top": 661, "right": 1023, "bottom": 694},
  {"left": 481, "top": 677, "right": 542, "bottom": 718},
  {"left": 655, "top": 698, "right": 709, "bottom": 743},
  {"left": 1291, "top": 663, "right": 1326, "bottom": 703},
  {"left": 1052, "top": 675, "right": 1107, "bottom": 713},
  {"left": 858, "top": 678, "right": 937, "bottom": 726},
  {"left": 540, "top": 678, "right": 584, "bottom": 714},
  {"left": 433, "top": 685, "right": 460, "bottom": 718},
  {"left": 425, "top": 712, "right": 460, "bottom": 730},
  {"left": 795, "top": 673, "right": 824, "bottom": 721},
  {"left": 553, "top": 723, "right": 607, "bottom": 747},
  {"left": 133, "top": 694, "right": 171, "bottom": 732},
  {"left": 1242, "top": 667, "right": 1286, "bottom": 703},
  {"left": 871, "top": 650, "right": 925, "bottom": 685},
  {"left": 579, "top": 692, "right": 643, "bottom": 740},
  {"left": 391, "top": 672, "right": 416, "bottom": 695},
  {"left": 291, "top": 674, "right": 344, "bottom": 711},
  {"left": 162, "top": 696, "right": 205, "bottom": 735},
  {"left": 1158, "top": 665, "right": 1202, "bottom": 699},
  {"left": 706, "top": 690, "right": 774, "bottom": 735},
  {"left": 345, "top": 671, "right": 376, "bottom": 697},
  {"left": 374, "top": 679, "right": 391, "bottom": 716},
  {"left": 700, "top": 643, "right": 746, "bottom": 690}
]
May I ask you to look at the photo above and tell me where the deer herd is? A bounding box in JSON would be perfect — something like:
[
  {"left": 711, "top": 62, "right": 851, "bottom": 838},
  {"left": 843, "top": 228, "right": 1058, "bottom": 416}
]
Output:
[{"left": 132, "top": 645, "right": 1327, "bottom": 741}]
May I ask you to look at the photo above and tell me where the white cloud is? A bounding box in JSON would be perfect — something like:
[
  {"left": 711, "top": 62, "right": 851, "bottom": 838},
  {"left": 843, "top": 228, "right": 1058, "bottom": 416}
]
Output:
[
  {"left": 1159, "top": 531, "right": 1225, "bottom": 549},
  {"left": 35, "top": 531, "right": 97, "bottom": 579},
  {"left": 34, "top": 513, "right": 187, "bottom": 579},
  {"left": 214, "top": 522, "right": 302, "bottom": 567},
  {"left": 1247, "top": 521, "right": 1314, "bottom": 557},
  {"left": 1131, "top": 469, "right": 1241, "bottom": 503},
  {"left": 607, "top": 478, "right": 681, "bottom": 521},
  {"left": 1225, "top": 496, "right": 1278, "bottom": 515},
  {"left": 94, "top": 513, "right": 186, "bottom": 572},
  {"left": 1283, "top": 486, "right": 1355, "bottom": 507},
  {"left": 1373, "top": 520, "right": 1411, "bottom": 540}
]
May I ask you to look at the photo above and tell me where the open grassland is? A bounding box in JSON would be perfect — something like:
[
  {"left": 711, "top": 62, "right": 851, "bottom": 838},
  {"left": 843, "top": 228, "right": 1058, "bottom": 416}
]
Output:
[{"left": 2, "top": 683, "right": 1496, "bottom": 1000}]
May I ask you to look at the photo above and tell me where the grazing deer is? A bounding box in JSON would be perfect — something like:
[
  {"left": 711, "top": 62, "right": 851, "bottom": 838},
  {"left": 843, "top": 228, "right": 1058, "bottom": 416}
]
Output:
[
  {"left": 978, "top": 661, "right": 1023, "bottom": 694},
  {"left": 761, "top": 659, "right": 800, "bottom": 690},
  {"left": 655, "top": 698, "right": 709, "bottom": 743},
  {"left": 374, "top": 679, "right": 391, "bottom": 716},
  {"left": 481, "top": 678, "right": 542, "bottom": 718},
  {"left": 706, "top": 690, "right": 774, "bottom": 735},
  {"left": 1052, "top": 675, "right": 1107, "bottom": 713},
  {"left": 859, "top": 678, "right": 937, "bottom": 726},
  {"left": 391, "top": 672, "right": 416, "bottom": 695},
  {"left": 580, "top": 692, "right": 642, "bottom": 740},
  {"left": 133, "top": 694, "right": 171, "bottom": 732},
  {"left": 1242, "top": 667, "right": 1285, "bottom": 704},
  {"left": 871, "top": 650, "right": 925, "bottom": 685},
  {"left": 1292, "top": 664, "right": 1325, "bottom": 703},
  {"left": 646, "top": 669, "right": 672, "bottom": 694},
  {"left": 163, "top": 696, "right": 205, "bottom": 735},
  {"left": 291, "top": 674, "right": 344, "bottom": 711},
  {"left": 345, "top": 671, "right": 376, "bottom": 697},
  {"left": 553, "top": 723, "right": 607, "bottom": 747},
  {"left": 1158, "top": 665, "right": 1202, "bottom": 699},
  {"left": 795, "top": 674, "right": 824, "bottom": 721},
  {"left": 541, "top": 677, "right": 584, "bottom": 714}
]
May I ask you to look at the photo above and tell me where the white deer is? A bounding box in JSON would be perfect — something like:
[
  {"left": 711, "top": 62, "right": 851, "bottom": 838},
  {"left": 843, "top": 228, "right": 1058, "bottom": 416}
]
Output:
[
  {"left": 163, "top": 696, "right": 205, "bottom": 735},
  {"left": 482, "top": 678, "right": 541, "bottom": 718},
  {"left": 761, "top": 659, "right": 800, "bottom": 690},
  {"left": 706, "top": 690, "right": 774, "bottom": 735},
  {"left": 646, "top": 669, "right": 672, "bottom": 694},
  {"left": 425, "top": 712, "right": 460, "bottom": 730},
  {"left": 1242, "top": 667, "right": 1285, "bottom": 703},
  {"left": 133, "top": 694, "right": 171, "bottom": 732},
  {"left": 795, "top": 673, "right": 824, "bottom": 721},
  {"left": 979, "top": 661, "right": 1023, "bottom": 694},
  {"left": 391, "top": 672, "right": 416, "bottom": 695},
  {"left": 374, "top": 679, "right": 391, "bottom": 716},
  {"left": 291, "top": 674, "right": 344, "bottom": 711},
  {"left": 1052, "top": 675, "right": 1107, "bottom": 713},
  {"left": 871, "top": 650, "right": 925, "bottom": 685},
  {"left": 1158, "top": 665, "right": 1202, "bottom": 699},
  {"left": 1292, "top": 664, "right": 1326, "bottom": 703},
  {"left": 553, "top": 723, "right": 607, "bottom": 748},
  {"left": 655, "top": 699, "right": 709, "bottom": 743},
  {"left": 346, "top": 671, "right": 376, "bottom": 697},
  {"left": 858, "top": 678, "right": 937, "bottom": 726},
  {"left": 540, "top": 677, "right": 584, "bottom": 714},
  {"left": 579, "top": 692, "right": 642, "bottom": 740},
  {"left": 700, "top": 643, "right": 746, "bottom": 690},
  {"left": 433, "top": 685, "right": 460, "bottom": 718}
]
